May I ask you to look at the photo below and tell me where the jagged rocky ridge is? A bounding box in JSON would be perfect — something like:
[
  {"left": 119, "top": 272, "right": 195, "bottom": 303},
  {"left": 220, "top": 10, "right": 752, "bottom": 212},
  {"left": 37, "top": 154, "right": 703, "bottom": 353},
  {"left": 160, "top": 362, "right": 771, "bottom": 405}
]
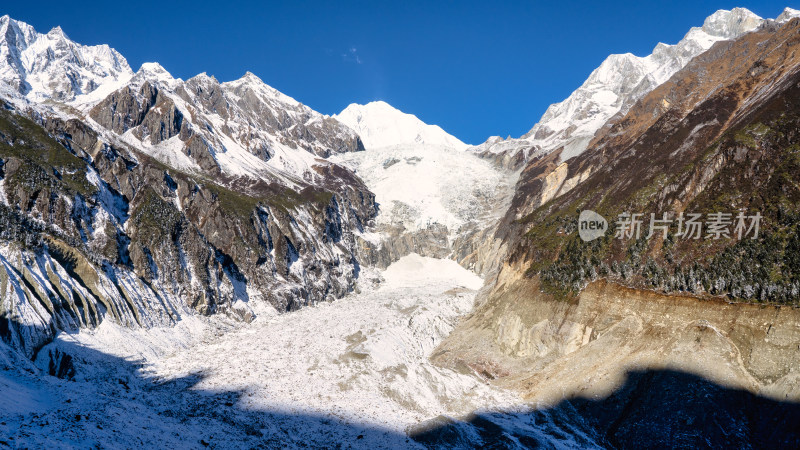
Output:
[
  {"left": 0, "top": 17, "right": 377, "bottom": 359},
  {"left": 468, "top": 8, "right": 799, "bottom": 170}
]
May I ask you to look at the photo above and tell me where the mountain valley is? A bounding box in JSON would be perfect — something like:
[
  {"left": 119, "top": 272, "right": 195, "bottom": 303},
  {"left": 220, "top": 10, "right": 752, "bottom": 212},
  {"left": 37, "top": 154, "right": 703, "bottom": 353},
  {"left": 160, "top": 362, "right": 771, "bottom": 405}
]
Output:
[{"left": 1, "top": 7, "right": 800, "bottom": 449}]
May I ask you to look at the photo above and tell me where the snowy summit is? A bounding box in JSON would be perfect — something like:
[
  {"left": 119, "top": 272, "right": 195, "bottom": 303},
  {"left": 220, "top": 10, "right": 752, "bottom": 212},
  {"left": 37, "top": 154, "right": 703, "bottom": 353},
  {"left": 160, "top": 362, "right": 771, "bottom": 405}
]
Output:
[{"left": 335, "top": 101, "right": 467, "bottom": 150}]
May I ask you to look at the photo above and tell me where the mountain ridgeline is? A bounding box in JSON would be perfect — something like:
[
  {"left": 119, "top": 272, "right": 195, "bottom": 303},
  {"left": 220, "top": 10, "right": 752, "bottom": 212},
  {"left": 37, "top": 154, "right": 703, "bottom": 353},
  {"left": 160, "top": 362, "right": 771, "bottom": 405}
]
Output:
[
  {"left": 507, "top": 13, "right": 800, "bottom": 304},
  {"left": 2, "top": 7, "right": 800, "bottom": 447}
]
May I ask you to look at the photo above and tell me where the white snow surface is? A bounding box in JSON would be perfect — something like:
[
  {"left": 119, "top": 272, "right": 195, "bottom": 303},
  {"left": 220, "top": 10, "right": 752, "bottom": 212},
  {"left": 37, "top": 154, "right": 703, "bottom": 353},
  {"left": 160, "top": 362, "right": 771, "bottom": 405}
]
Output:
[
  {"left": 332, "top": 101, "right": 515, "bottom": 236},
  {"left": 0, "top": 255, "right": 595, "bottom": 448},
  {"left": 776, "top": 7, "right": 800, "bottom": 22},
  {"left": 336, "top": 101, "right": 468, "bottom": 150},
  {"left": 330, "top": 143, "right": 515, "bottom": 232},
  {"left": 147, "top": 255, "right": 514, "bottom": 429}
]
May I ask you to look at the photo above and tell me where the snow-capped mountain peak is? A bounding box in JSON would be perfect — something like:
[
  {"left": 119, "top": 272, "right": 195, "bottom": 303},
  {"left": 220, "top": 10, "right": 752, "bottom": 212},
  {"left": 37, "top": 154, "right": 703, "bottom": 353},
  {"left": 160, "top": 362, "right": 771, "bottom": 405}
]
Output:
[
  {"left": 46, "top": 25, "right": 67, "bottom": 38},
  {"left": 139, "top": 61, "right": 171, "bottom": 76},
  {"left": 0, "top": 15, "right": 37, "bottom": 42},
  {"left": 776, "top": 7, "right": 800, "bottom": 23},
  {"left": 469, "top": 8, "right": 770, "bottom": 169},
  {"left": 222, "top": 70, "right": 302, "bottom": 107},
  {"left": 700, "top": 7, "right": 763, "bottom": 36},
  {"left": 133, "top": 62, "right": 177, "bottom": 86},
  {"left": 335, "top": 100, "right": 467, "bottom": 150},
  {"left": 0, "top": 16, "right": 132, "bottom": 104},
  {"left": 518, "top": 8, "right": 766, "bottom": 162},
  {"left": 131, "top": 62, "right": 181, "bottom": 87}
]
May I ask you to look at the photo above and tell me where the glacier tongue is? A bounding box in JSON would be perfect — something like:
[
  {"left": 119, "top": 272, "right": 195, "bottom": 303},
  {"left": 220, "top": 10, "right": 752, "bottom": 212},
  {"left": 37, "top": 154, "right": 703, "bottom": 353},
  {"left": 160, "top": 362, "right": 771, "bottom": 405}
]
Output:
[
  {"left": 147, "top": 255, "right": 518, "bottom": 430},
  {"left": 1, "top": 255, "right": 569, "bottom": 448}
]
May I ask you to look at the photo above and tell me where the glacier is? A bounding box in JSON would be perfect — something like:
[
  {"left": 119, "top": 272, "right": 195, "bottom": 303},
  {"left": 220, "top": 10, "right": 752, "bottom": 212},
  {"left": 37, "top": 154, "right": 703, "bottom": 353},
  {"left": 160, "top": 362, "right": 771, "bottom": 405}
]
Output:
[{"left": 0, "top": 255, "right": 596, "bottom": 448}]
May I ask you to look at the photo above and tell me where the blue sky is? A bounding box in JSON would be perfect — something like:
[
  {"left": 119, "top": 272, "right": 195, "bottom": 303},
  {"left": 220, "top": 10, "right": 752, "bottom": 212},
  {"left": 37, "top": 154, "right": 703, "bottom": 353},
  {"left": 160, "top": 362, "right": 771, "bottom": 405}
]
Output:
[{"left": 3, "top": 1, "right": 795, "bottom": 144}]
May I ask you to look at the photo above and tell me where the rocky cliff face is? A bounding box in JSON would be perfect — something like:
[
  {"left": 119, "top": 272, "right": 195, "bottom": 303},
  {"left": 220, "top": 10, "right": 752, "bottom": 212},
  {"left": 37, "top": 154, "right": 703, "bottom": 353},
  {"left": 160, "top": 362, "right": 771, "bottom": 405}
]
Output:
[
  {"left": 503, "top": 16, "right": 800, "bottom": 302},
  {"left": 0, "top": 18, "right": 377, "bottom": 358},
  {"left": 431, "top": 269, "right": 800, "bottom": 447},
  {"left": 433, "top": 13, "right": 800, "bottom": 447},
  {"left": 0, "top": 101, "right": 376, "bottom": 357}
]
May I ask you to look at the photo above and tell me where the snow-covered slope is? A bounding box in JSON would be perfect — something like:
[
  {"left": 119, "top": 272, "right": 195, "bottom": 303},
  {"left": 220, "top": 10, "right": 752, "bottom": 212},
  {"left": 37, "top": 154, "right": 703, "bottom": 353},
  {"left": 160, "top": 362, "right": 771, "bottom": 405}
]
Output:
[
  {"left": 331, "top": 143, "right": 512, "bottom": 233},
  {"left": 336, "top": 101, "right": 467, "bottom": 150},
  {"left": 472, "top": 7, "right": 786, "bottom": 166},
  {"left": 0, "top": 15, "right": 133, "bottom": 105},
  {"left": 332, "top": 100, "right": 510, "bottom": 232}
]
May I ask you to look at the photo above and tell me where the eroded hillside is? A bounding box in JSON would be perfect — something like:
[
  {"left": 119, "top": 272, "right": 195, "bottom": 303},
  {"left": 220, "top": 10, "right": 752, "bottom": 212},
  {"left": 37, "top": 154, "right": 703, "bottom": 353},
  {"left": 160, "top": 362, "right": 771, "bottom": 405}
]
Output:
[{"left": 432, "top": 13, "right": 800, "bottom": 448}]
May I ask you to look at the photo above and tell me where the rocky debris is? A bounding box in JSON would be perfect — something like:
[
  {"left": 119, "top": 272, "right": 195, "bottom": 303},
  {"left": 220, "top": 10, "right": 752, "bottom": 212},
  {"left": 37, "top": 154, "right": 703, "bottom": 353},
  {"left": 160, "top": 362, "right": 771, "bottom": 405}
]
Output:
[{"left": 357, "top": 223, "right": 450, "bottom": 268}]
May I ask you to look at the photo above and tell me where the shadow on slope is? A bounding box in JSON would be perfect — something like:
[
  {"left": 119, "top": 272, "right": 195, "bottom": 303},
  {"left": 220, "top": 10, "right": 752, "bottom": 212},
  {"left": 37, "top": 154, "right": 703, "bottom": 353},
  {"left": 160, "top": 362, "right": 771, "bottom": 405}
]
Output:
[
  {"left": 411, "top": 368, "right": 800, "bottom": 449},
  {"left": 3, "top": 317, "right": 800, "bottom": 449},
  {"left": 0, "top": 320, "right": 419, "bottom": 449}
]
